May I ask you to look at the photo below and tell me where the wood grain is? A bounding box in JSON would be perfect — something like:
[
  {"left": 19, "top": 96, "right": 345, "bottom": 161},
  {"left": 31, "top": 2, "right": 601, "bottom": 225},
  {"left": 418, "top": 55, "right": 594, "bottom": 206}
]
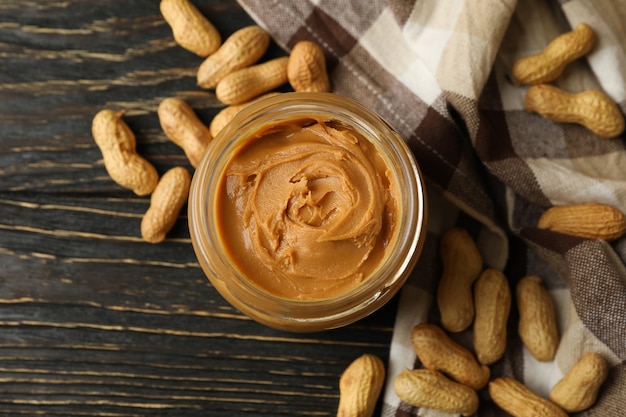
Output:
[{"left": 0, "top": 1, "right": 396, "bottom": 415}]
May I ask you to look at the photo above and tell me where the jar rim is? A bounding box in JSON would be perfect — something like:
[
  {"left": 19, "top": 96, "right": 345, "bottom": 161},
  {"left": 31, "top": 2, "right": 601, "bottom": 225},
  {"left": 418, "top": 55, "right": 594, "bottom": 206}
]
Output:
[{"left": 189, "top": 92, "right": 427, "bottom": 331}]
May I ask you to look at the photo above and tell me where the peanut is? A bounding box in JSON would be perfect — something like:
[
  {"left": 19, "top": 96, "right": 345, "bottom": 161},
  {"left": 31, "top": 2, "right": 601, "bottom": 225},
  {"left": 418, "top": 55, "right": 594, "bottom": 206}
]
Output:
[
  {"left": 436, "top": 227, "right": 483, "bottom": 332},
  {"left": 336, "top": 354, "right": 385, "bottom": 417},
  {"left": 473, "top": 268, "right": 511, "bottom": 365},
  {"left": 517, "top": 275, "right": 559, "bottom": 362},
  {"left": 410, "top": 323, "right": 490, "bottom": 390},
  {"left": 215, "top": 56, "right": 289, "bottom": 105},
  {"left": 141, "top": 166, "right": 191, "bottom": 243},
  {"left": 287, "top": 40, "right": 331, "bottom": 92},
  {"left": 394, "top": 369, "right": 479, "bottom": 416},
  {"left": 524, "top": 84, "right": 625, "bottom": 138},
  {"left": 197, "top": 25, "right": 270, "bottom": 89},
  {"left": 549, "top": 352, "right": 609, "bottom": 412},
  {"left": 511, "top": 22, "right": 595, "bottom": 85},
  {"left": 160, "top": 0, "right": 221, "bottom": 57},
  {"left": 157, "top": 97, "right": 212, "bottom": 168},
  {"left": 209, "top": 93, "right": 281, "bottom": 137},
  {"left": 489, "top": 377, "right": 568, "bottom": 417},
  {"left": 537, "top": 202, "right": 626, "bottom": 241},
  {"left": 91, "top": 109, "right": 159, "bottom": 196}
]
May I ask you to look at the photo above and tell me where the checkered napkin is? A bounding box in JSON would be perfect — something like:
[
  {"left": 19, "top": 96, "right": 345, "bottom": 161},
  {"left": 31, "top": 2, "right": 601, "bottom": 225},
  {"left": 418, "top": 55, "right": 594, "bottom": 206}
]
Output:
[{"left": 238, "top": 0, "right": 626, "bottom": 415}]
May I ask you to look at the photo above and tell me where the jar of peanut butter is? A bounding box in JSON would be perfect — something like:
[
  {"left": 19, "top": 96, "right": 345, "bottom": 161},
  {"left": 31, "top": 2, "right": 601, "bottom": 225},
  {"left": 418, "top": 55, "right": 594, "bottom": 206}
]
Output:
[{"left": 189, "top": 92, "right": 427, "bottom": 331}]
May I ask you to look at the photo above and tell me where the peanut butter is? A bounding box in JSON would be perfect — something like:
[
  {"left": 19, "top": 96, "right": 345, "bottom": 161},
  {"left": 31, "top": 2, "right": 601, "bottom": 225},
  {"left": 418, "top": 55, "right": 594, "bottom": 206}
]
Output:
[{"left": 216, "top": 118, "right": 400, "bottom": 300}]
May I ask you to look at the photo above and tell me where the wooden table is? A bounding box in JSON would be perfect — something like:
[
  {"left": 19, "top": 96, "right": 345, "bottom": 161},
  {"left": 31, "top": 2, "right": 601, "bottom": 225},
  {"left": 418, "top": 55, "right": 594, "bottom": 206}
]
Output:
[{"left": 0, "top": 1, "right": 397, "bottom": 415}]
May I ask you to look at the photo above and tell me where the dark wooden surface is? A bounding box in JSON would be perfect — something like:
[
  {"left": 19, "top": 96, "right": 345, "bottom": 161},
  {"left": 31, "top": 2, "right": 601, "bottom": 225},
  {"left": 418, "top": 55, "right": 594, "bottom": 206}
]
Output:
[{"left": 0, "top": 1, "right": 398, "bottom": 415}]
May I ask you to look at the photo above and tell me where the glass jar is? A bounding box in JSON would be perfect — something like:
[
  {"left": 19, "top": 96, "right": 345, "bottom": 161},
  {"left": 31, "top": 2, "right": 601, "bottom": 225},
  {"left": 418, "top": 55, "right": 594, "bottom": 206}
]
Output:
[{"left": 189, "top": 92, "right": 427, "bottom": 332}]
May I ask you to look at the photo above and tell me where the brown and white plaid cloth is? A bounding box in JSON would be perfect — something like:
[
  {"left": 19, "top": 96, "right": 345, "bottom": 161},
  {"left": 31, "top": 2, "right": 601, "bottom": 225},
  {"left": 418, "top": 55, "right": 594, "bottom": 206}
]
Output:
[{"left": 238, "top": 0, "right": 626, "bottom": 415}]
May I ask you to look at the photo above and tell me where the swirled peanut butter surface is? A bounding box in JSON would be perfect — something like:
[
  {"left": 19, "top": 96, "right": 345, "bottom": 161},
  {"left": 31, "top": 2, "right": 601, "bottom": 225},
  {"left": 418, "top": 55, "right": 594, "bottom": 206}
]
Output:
[{"left": 217, "top": 118, "right": 399, "bottom": 300}]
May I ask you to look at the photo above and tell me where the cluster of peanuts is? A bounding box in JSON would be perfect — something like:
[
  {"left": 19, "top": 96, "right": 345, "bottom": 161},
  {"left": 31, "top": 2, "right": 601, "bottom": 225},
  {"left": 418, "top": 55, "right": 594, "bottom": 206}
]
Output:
[
  {"left": 521, "top": 24, "right": 626, "bottom": 242},
  {"left": 513, "top": 22, "right": 624, "bottom": 139},
  {"left": 336, "top": 228, "right": 610, "bottom": 417},
  {"left": 91, "top": 0, "right": 330, "bottom": 244},
  {"left": 364, "top": 24, "right": 620, "bottom": 415}
]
